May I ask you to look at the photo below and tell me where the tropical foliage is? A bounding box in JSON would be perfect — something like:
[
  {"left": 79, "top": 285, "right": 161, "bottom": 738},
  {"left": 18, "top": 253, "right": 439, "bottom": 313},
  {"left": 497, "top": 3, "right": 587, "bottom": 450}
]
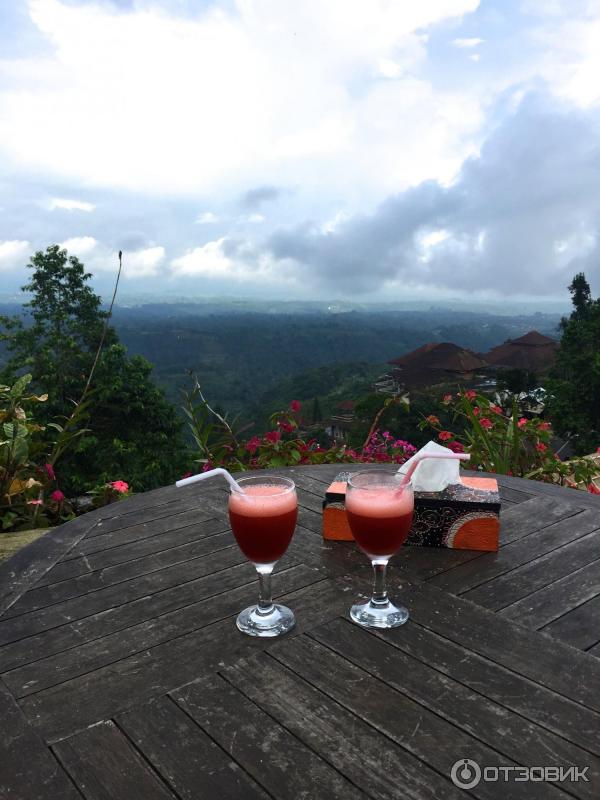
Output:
[{"left": 420, "top": 390, "right": 597, "bottom": 489}]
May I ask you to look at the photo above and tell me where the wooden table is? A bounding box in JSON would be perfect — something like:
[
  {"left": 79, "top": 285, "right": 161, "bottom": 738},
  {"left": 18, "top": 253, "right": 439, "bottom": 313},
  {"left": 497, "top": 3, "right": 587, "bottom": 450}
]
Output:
[{"left": 1, "top": 465, "right": 599, "bottom": 799}]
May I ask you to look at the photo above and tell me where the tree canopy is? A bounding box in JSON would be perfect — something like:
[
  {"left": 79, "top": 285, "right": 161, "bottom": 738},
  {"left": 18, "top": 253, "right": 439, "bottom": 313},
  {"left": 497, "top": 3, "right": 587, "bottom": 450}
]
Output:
[
  {"left": 548, "top": 273, "right": 600, "bottom": 454},
  {"left": 0, "top": 245, "right": 189, "bottom": 493}
]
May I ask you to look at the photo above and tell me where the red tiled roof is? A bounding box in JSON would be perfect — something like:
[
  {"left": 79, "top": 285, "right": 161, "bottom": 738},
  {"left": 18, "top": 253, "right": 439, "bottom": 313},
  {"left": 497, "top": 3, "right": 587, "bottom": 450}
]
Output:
[
  {"left": 486, "top": 330, "right": 558, "bottom": 371},
  {"left": 389, "top": 342, "right": 489, "bottom": 372}
]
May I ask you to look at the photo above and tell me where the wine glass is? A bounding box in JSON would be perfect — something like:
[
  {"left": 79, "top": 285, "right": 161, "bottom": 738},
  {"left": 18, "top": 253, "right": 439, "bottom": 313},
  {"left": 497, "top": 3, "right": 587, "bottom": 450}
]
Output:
[
  {"left": 345, "top": 470, "right": 414, "bottom": 628},
  {"left": 228, "top": 476, "right": 298, "bottom": 637}
]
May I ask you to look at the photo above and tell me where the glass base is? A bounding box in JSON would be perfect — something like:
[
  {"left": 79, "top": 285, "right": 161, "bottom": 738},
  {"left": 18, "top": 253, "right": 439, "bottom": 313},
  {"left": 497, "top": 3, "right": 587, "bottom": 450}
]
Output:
[
  {"left": 350, "top": 599, "right": 409, "bottom": 629},
  {"left": 236, "top": 603, "right": 295, "bottom": 638}
]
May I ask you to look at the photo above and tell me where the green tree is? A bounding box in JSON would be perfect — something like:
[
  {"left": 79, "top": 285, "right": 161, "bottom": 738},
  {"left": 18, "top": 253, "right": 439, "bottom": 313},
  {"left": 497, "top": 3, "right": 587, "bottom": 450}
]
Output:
[
  {"left": 547, "top": 273, "right": 600, "bottom": 454},
  {"left": 0, "top": 245, "right": 189, "bottom": 492},
  {"left": 0, "top": 245, "right": 115, "bottom": 415}
]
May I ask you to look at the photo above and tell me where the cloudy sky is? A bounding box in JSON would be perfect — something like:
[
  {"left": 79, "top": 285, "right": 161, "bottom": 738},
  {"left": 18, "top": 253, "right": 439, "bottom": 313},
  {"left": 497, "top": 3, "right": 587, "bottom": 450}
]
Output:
[{"left": 1, "top": 0, "right": 600, "bottom": 302}]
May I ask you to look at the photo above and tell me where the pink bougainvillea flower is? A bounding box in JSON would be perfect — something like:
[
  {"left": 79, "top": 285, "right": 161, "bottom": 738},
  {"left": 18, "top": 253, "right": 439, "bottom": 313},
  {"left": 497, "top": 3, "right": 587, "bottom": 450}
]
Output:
[
  {"left": 27, "top": 499, "right": 43, "bottom": 505},
  {"left": 535, "top": 443, "right": 548, "bottom": 453},
  {"left": 290, "top": 400, "right": 301, "bottom": 412},
  {"left": 587, "top": 483, "right": 600, "bottom": 495},
  {"left": 50, "top": 489, "right": 66, "bottom": 502},
  {"left": 265, "top": 430, "right": 281, "bottom": 444},
  {"left": 517, "top": 418, "right": 528, "bottom": 428},
  {"left": 447, "top": 440, "right": 465, "bottom": 453},
  {"left": 246, "top": 436, "right": 261, "bottom": 454},
  {"left": 425, "top": 415, "right": 440, "bottom": 426},
  {"left": 201, "top": 462, "right": 214, "bottom": 473},
  {"left": 465, "top": 390, "right": 476, "bottom": 401},
  {"left": 180, "top": 472, "right": 193, "bottom": 480},
  {"left": 442, "top": 394, "right": 453, "bottom": 405},
  {"left": 110, "top": 480, "right": 129, "bottom": 493},
  {"left": 438, "top": 431, "right": 453, "bottom": 441},
  {"left": 480, "top": 418, "right": 493, "bottom": 430},
  {"left": 45, "top": 463, "right": 56, "bottom": 480},
  {"left": 490, "top": 405, "right": 503, "bottom": 415}
]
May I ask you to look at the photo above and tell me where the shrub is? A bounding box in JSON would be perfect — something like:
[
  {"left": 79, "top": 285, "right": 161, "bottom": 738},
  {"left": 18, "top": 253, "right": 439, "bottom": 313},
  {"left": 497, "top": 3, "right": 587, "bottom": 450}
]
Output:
[{"left": 420, "top": 391, "right": 597, "bottom": 488}]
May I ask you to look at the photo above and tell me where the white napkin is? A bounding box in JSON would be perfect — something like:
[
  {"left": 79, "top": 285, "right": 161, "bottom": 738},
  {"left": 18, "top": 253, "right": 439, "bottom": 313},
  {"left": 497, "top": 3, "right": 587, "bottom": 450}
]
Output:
[{"left": 397, "top": 441, "right": 461, "bottom": 492}]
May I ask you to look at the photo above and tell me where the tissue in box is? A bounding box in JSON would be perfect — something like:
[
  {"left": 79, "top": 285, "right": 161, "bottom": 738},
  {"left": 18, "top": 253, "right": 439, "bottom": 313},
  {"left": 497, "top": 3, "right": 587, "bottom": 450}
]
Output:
[{"left": 322, "top": 472, "right": 500, "bottom": 552}]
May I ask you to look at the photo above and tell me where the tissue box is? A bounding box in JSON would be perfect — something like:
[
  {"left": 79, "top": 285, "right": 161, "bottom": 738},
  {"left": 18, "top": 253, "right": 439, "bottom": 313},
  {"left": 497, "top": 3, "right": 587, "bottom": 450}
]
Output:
[{"left": 322, "top": 472, "right": 501, "bottom": 552}]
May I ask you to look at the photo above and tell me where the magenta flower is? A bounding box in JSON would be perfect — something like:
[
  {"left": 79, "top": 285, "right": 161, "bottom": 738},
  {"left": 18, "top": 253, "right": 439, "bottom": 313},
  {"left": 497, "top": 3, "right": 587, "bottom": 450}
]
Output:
[
  {"left": 480, "top": 418, "right": 493, "bottom": 430},
  {"left": 290, "top": 400, "right": 301, "bottom": 412},
  {"left": 246, "top": 436, "right": 261, "bottom": 454},
  {"left": 45, "top": 463, "right": 55, "bottom": 481},
  {"left": 109, "top": 480, "right": 129, "bottom": 493},
  {"left": 50, "top": 490, "right": 65, "bottom": 502},
  {"left": 265, "top": 430, "right": 281, "bottom": 444}
]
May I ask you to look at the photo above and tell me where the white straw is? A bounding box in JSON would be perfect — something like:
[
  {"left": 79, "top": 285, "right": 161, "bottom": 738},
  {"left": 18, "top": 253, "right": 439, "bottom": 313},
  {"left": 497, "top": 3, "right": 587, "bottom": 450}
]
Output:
[
  {"left": 175, "top": 467, "right": 245, "bottom": 493},
  {"left": 398, "top": 452, "right": 470, "bottom": 488}
]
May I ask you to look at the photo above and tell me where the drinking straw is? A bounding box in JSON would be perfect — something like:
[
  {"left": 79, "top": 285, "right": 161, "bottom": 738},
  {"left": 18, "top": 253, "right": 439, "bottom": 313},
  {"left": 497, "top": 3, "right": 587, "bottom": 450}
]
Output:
[
  {"left": 398, "top": 452, "right": 470, "bottom": 489},
  {"left": 175, "top": 467, "right": 245, "bottom": 493}
]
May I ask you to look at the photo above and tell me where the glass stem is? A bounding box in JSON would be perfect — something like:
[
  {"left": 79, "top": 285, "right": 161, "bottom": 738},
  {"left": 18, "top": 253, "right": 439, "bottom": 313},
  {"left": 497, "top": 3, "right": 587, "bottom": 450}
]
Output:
[
  {"left": 371, "top": 558, "right": 389, "bottom": 607},
  {"left": 256, "top": 564, "right": 275, "bottom": 615}
]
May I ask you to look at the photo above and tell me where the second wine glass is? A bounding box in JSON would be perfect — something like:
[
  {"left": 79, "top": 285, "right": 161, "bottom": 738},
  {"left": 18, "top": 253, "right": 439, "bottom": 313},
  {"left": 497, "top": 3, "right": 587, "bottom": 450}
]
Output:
[{"left": 345, "top": 470, "right": 414, "bottom": 628}]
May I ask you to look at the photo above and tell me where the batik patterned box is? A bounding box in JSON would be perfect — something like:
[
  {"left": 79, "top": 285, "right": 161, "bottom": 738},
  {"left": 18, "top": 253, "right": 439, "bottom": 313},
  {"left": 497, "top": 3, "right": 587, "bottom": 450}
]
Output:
[{"left": 322, "top": 472, "right": 500, "bottom": 552}]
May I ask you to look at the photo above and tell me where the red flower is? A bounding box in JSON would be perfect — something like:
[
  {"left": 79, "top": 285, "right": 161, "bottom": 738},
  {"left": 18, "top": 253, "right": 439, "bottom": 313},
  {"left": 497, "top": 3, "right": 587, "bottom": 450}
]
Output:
[
  {"left": 278, "top": 421, "right": 294, "bottom": 434},
  {"left": 490, "top": 405, "right": 503, "bottom": 415},
  {"left": 517, "top": 418, "right": 528, "bottom": 428},
  {"left": 180, "top": 472, "right": 193, "bottom": 479},
  {"left": 465, "top": 390, "right": 476, "bottom": 401},
  {"left": 246, "top": 436, "right": 261, "bottom": 454},
  {"left": 447, "top": 440, "right": 465, "bottom": 453},
  {"left": 535, "top": 443, "right": 548, "bottom": 453},
  {"left": 438, "top": 431, "right": 453, "bottom": 441},
  {"left": 425, "top": 415, "right": 440, "bottom": 426},
  {"left": 110, "top": 480, "right": 129, "bottom": 493},
  {"left": 473, "top": 407, "right": 480, "bottom": 417},
  {"left": 51, "top": 490, "right": 65, "bottom": 502},
  {"left": 265, "top": 430, "right": 281, "bottom": 444},
  {"left": 290, "top": 400, "right": 301, "bottom": 412},
  {"left": 587, "top": 483, "right": 600, "bottom": 495},
  {"left": 45, "top": 463, "right": 55, "bottom": 481},
  {"left": 442, "top": 394, "right": 453, "bottom": 405},
  {"left": 480, "top": 418, "right": 493, "bottom": 430},
  {"left": 538, "top": 422, "right": 551, "bottom": 431}
]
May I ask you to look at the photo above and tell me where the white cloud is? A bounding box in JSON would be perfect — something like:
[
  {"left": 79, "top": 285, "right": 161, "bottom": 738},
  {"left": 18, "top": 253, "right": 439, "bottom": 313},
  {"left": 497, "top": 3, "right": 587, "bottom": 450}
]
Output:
[
  {"left": 58, "top": 236, "right": 163, "bottom": 277},
  {"left": 0, "top": 0, "right": 481, "bottom": 199},
  {"left": 469, "top": 53, "right": 481, "bottom": 62},
  {"left": 124, "top": 246, "right": 165, "bottom": 277},
  {"left": 196, "top": 212, "right": 219, "bottom": 224},
  {"left": 0, "top": 240, "right": 30, "bottom": 271},
  {"left": 170, "top": 237, "right": 292, "bottom": 284},
  {"left": 60, "top": 235, "right": 97, "bottom": 256},
  {"left": 171, "top": 240, "right": 233, "bottom": 278},
  {"left": 532, "top": 18, "right": 600, "bottom": 107},
  {"left": 239, "top": 213, "right": 265, "bottom": 224},
  {"left": 49, "top": 197, "right": 95, "bottom": 212},
  {"left": 452, "top": 37, "right": 484, "bottom": 48}
]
